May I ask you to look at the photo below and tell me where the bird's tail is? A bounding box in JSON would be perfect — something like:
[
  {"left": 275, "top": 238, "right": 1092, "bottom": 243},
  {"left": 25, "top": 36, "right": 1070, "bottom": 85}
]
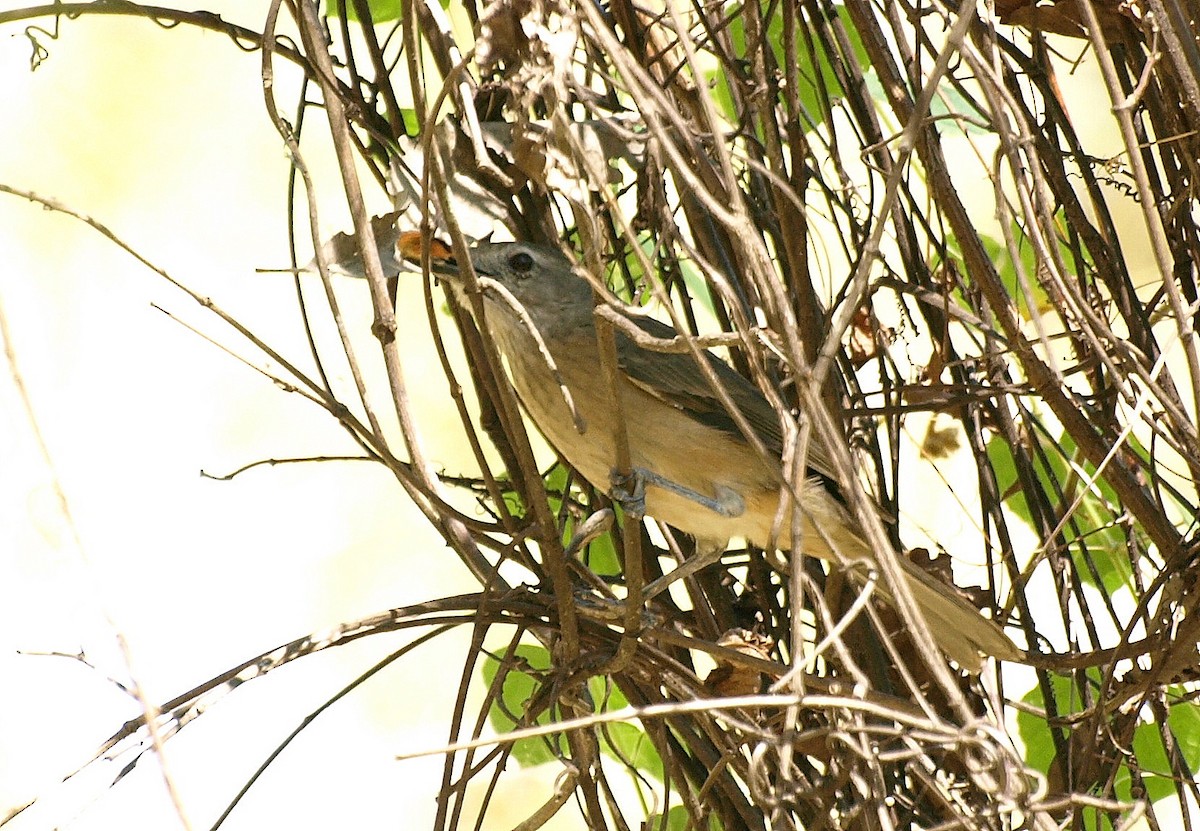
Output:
[{"left": 894, "top": 557, "right": 1023, "bottom": 670}]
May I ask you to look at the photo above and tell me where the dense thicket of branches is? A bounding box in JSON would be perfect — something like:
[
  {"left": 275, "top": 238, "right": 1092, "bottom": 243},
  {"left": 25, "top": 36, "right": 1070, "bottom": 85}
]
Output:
[{"left": 4, "top": 0, "right": 1200, "bottom": 829}]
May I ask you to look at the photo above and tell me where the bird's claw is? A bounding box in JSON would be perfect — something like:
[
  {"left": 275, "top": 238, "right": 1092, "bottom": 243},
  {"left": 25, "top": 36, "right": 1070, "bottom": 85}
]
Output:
[{"left": 610, "top": 469, "right": 648, "bottom": 519}]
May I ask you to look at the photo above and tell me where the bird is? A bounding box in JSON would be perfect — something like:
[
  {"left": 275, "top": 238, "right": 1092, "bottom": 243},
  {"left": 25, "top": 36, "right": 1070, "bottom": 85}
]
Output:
[{"left": 425, "top": 239, "right": 1022, "bottom": 669}]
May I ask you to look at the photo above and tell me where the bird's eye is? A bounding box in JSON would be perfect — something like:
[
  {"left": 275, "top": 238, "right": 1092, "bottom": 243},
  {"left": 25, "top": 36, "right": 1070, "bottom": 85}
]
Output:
[{"left": 508, "top": 251, "right": 534, "bottom": 275}]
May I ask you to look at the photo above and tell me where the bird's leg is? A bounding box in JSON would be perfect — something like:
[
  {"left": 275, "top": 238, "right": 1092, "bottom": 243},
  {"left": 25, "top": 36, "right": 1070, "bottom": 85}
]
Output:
[
  {"left": 609, "top": 467, "right": 746, "bottom": 519},
  {"left": 641, "top": 537, "right": 728, "bottom": 599},
  {"left": 608, "top": 468, "right": 741, "bottom": 600}
]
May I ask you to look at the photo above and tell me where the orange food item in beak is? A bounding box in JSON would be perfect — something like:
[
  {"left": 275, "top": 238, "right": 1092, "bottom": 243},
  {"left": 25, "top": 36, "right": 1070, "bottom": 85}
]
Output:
[{"left": 397, "top": 231, "right": 453, "bottom": 262}]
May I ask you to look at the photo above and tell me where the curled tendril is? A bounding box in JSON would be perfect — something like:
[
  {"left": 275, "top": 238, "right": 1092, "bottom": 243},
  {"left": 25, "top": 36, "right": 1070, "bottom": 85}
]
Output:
[{"left": 24, "top": 21, "right": 59, "bottom": 70}]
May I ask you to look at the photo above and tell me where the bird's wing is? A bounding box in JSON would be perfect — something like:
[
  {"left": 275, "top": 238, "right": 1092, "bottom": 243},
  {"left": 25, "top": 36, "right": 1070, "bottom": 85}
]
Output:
[{"left": 613, "top": 316, "right": 840, "bottom": 483}]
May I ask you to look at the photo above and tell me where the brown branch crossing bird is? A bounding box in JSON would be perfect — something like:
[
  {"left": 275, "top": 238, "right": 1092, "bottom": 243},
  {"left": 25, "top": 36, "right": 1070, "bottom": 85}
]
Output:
[{"left": 426, "top": 240, "right": 1022, "bottom": 670}]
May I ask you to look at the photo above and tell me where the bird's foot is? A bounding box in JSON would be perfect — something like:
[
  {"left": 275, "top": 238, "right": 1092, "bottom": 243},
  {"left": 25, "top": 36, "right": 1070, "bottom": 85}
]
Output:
[
  {"left": 609, "top": 467, "right": 746, "bottom": 519},
  {"left": 609, "top": 469, "right": 648, "bottom": 520}
]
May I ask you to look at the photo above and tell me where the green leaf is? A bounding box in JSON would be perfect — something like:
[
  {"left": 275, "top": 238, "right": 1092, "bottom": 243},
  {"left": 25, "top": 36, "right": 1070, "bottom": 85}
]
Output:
[
  {"left": 979, "top": 232, "right": 1052, "bottom": 318},
  {"left": 677, "top": 257, "right": 716, "bottom": 318},
  {"left": 620, "top": 237, "right": 717, "bottom": 318},
  {"left": 1016, "top": 674, "right": 1077, "bottom": 782},
  {"left": 399, "top": 107, "right": 420, "bottom": 135},
  {"left": 928, "top": 83, "right": 989, "bottom": 136},
  {"left": 324, "top": 0, "right": 403, "bottom": 22},
  {"left": 706, "top": 3, "right": 871, "bottom": 130},
  {"left": 986, "top": 429, "right": 1140, "bottom": 594},
  {"left": 647, "top": 806, "right": 724, "bottom": 831},
  {"left": 574, "top": 518, "right": 622, "bottom": 576},
  {"left": 783, "top": 4, "right": 872, "bottom": 129},
  {"left": 480, "top": 646, "right": 665, "bottom": 778},
  {"left": 1019, "top": 678, "right": 1200, "bottom": 810},
  {"left": 1118, "top": 721, "right": 1175, "bottom": 804},
  {"left": 943, "top": 219, "right": 1099, "bottom": 319},
  {"left": 588, "top": 677, "right": 664, "bottom": 780},
  {"left": 985, "top": 436, "right": 1028, "bottom": 526},
  {"left": 479, "top": 645, "right": 563, "bottom": 767},
  {"left": 542, "top": 464, "right": 623, "bottom": 575},
  {"left": 938, "top": 228, "right": 1054, "bottom": 319},
  {"left": 1115, "top": 696, "right": 1200, "bottom": 805},
  {"left": 1167, "top": 694, "right": 1200, "bottom": 766},
  {"left": 860, "top": 68, "right": 989, "bottom": 137},
  {"left": 711, "top": 70, "right": 739, "bottom": 126}
]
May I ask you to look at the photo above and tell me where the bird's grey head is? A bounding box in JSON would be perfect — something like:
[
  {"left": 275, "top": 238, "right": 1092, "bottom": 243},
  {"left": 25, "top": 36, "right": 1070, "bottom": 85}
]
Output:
[{"left": 447, "top": 241, "right": 596, "bottom": 333}]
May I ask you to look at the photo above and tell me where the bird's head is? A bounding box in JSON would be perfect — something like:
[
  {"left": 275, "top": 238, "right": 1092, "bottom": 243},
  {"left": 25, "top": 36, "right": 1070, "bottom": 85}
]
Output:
[{"left": 433, "top": 241, "right": 596, "bottom": 333}]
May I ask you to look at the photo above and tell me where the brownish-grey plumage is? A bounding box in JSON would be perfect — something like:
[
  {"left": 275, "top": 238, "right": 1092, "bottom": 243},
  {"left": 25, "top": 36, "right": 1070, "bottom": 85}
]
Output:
[{"left": 434, "top": 240, "right": 1021, "bottom": 669}]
